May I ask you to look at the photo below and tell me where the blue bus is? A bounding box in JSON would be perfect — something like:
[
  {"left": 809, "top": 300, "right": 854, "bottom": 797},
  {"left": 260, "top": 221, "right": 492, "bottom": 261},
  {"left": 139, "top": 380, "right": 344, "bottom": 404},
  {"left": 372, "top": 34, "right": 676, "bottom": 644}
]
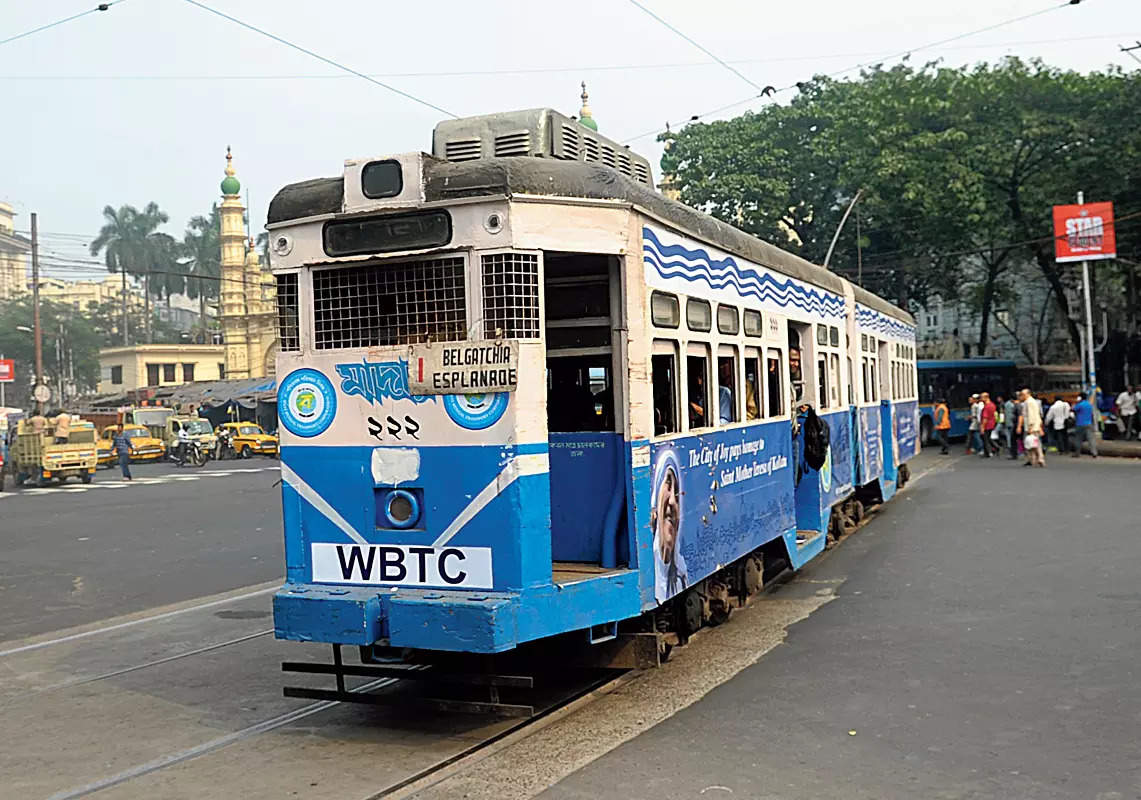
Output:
[{"left": 917, "top": 359, "right": 1017, "bottom": 444}]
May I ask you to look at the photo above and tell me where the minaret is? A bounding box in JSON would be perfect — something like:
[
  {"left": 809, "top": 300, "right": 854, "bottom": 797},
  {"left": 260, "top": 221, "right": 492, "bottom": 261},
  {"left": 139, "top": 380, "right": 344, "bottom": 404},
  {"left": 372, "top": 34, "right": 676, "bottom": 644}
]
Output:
[
  {"left": 219, "top": 146, "right": 250, "bottom": 379},
  {"left": 659, "top": 123, "right": 682, "bottom": 202},
  {"left": 578, "top": 81, "right": 598, "bottom": 131}
]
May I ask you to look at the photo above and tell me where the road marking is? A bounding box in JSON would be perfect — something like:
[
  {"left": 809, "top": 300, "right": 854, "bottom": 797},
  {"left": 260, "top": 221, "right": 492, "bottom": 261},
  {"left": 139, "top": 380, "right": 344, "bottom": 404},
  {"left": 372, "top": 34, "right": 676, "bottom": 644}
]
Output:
[
  {"left": 0, "top": 584, "right": 279, "bottom": 658},
  {"left": 0, "top": 466, "right": 280, "bottom": 500}
]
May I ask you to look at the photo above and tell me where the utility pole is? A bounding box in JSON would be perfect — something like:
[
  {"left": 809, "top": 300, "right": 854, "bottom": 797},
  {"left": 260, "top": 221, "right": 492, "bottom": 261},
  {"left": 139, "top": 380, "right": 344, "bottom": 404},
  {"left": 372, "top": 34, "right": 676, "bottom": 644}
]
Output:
[
  {"left": 856, "top": 206, "right": 863, "bottom": 285},
  {"left": 121, "top": 265, "right": 129, "bottom": 346},
  {"left": 31, "top": 213, "right": 45, "bottom": 415},
  {"left": 1077, "top": 191, "right": 1098, "bottom": 405}
]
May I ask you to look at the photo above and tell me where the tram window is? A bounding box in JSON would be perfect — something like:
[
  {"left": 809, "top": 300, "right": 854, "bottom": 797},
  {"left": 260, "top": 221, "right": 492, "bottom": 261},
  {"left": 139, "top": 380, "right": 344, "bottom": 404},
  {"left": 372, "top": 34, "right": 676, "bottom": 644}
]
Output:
[
  {"left": 687, "top": 354, "right": 710, "bottom": 429},
  {"left": 847, "top": 357, "right": 854, "bottom": 405},
  {"left": 717, "top": 354, "right": 737, "bottom": 426},
  {"left": 651, "top": 292, "right": 680, "bottom": 328},
  {"left": 830, "top": 353, "right": 840, "bottom": 408},
  {"left": 817, "top": 355, "right": 829, "bottom": 409},
  {"left": 862, "top": 358, "right": 870, "bottom": 403},
  {"left": 686, "top": 299, "right": 712, "bottom": 332},
  {"left": 743, "top": 309, "right": 763, "bottom": 337},
  {"left": 829, "top": 326, "right": 840, "bottom": 347},
  {"left": 651, "top": 351, "right": 678, "bottom": 436},
  {"left": 717, "top": 304, "right": 739, "bottom": 335},
  {"left": 817, "top": 325, "right": 828, "bottom": 346},
  {"left": 744, "top": 354, "right": 761, "bottom": 420},
  {"left": 548, "top": 358, "right": 612, "bottom": 432},
  {"left": 361, "top": 159, "right": 403, "bottom": 199},
  {"left": 766, "top": 349, "right": 784, "bottom": 417},
  {"left": 870, "top": 360, "right": 879, "bottom": 402}
]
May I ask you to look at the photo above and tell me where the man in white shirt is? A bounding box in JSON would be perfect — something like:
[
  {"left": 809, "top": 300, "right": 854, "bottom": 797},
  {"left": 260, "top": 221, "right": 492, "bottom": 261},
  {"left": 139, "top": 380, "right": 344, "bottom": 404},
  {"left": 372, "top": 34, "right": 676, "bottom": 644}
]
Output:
[
  {"left": 1044, "top": 397, "right": 1072, "bottom": 453},
  {"left": 1117, "top": 386, "right": 1137, "bottom": 441},
  {"left": 967, "top": 394, "right": 982, "bottom": 454}
]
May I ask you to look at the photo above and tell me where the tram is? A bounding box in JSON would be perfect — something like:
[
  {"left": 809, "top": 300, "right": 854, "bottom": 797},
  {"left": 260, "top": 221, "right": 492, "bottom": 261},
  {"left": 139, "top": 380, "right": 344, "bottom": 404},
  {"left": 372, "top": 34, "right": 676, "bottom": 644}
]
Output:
[{"left": 267, "top": 107, "right": 918, "bottom": 678}]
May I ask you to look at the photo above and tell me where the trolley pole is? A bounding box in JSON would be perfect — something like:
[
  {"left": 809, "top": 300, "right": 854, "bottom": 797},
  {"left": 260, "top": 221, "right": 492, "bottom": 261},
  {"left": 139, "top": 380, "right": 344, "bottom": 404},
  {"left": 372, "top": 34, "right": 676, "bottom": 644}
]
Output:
[{"left": 31, "top": 213, "right": 45, "bottom": 415}]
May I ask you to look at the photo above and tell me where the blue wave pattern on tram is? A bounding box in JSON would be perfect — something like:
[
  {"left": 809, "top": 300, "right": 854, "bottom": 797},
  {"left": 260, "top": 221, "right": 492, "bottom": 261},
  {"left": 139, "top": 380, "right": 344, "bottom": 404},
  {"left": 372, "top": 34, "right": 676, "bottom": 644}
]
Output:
[
  {"left": 855, "top": 305, "right": 916, "bottom": 340},
  {"left": 643, "top": 227, "right": 845, "bottom": 319}
]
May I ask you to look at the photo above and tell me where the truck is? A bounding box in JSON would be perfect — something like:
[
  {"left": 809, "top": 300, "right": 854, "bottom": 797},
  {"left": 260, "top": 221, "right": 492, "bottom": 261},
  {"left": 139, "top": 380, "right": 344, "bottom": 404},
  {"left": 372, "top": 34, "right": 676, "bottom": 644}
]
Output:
[{"left": 11, "top": 418, "right": 99, "bottom": 487}]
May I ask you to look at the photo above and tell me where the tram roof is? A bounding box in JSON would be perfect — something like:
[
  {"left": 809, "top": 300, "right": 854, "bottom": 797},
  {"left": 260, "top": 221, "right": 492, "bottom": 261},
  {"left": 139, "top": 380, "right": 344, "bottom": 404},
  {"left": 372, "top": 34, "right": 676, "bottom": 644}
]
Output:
[{"left": 268, "top": 156, "right": 914, "bottom": 326}]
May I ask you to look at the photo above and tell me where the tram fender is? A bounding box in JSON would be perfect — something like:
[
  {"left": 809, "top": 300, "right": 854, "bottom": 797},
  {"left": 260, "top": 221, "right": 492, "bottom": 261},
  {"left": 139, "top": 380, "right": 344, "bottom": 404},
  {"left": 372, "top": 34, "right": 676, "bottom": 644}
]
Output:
[{"left": 274, "top": 584, "right": 385, "bottom": 645}]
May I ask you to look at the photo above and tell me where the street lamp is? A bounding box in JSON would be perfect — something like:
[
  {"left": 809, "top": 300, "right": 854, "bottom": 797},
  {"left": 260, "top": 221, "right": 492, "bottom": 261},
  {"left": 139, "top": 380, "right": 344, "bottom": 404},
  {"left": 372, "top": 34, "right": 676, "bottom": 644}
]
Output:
[{"left": 16, "top": 326, "right": 32, "bottom": 333}]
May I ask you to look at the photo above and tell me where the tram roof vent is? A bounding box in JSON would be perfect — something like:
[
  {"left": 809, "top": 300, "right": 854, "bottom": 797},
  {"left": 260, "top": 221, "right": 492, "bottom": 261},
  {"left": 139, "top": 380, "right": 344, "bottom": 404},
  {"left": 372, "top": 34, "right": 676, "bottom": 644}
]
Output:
[{"left": 432, "top": 108, "right": 654, "bottom": 187}]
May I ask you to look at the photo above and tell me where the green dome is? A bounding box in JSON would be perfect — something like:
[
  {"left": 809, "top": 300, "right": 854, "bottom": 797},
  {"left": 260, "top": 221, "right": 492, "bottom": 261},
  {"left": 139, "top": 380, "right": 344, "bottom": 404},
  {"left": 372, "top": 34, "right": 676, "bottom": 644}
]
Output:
[
  {"left": 221, "top": 175, "right": 241, "bottom": 195},
  {"left": 579, "top": 115, "right": 598, "bottom": 131}
]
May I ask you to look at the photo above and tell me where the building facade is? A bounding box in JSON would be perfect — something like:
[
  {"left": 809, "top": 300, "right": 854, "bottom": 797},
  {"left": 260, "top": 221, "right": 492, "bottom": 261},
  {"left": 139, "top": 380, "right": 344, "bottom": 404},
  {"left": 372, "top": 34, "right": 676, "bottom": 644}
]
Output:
[
  {"left": 218, "top": 148, "right": 277, "bottom": 379},
  {"left": 0, "top": 202, "right": 31, "bottom": 300},
  {"left": 35, "top": 274, "right": 144, "bottom": 312},
  {"left": 97, "top": 344, "right": 226, "bottom": 394}
]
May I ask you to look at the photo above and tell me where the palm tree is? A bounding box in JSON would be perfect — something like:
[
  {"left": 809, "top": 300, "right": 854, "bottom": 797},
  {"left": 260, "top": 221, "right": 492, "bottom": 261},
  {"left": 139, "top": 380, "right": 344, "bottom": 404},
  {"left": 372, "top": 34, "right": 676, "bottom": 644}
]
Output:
[
  {"left": 90, "top": 205, "right": 140, "bottom": 345},
  {"left": 182, "top": 205, "right": 222, "bottom": 343},
  {"left": 90, "top": 202, "right": 176, "bottom": 344}
]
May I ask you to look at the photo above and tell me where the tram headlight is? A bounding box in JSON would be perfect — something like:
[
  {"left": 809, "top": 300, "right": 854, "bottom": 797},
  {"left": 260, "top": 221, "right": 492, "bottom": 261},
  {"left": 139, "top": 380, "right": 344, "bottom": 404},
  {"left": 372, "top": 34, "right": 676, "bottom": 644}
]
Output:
[{"left": 382, "top": 489, "right": 421, "bottom": 530}]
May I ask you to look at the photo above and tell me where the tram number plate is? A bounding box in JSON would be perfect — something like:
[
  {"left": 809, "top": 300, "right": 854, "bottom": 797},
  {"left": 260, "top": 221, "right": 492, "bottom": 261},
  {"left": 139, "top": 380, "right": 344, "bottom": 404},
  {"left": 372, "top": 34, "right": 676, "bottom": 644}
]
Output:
[
  {"left": 407, "top": 341, "right": 519, "bottom": 395},
  {"left": 311, "top": 543, "right": 493, "bottom": 589}
]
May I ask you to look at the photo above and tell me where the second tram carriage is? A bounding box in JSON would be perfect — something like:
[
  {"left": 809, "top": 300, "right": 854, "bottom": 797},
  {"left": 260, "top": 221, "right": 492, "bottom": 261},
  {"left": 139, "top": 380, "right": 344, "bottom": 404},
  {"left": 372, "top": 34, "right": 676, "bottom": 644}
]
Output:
[{"left": 267, "top": 108, "right": 919, "bottom": 675}]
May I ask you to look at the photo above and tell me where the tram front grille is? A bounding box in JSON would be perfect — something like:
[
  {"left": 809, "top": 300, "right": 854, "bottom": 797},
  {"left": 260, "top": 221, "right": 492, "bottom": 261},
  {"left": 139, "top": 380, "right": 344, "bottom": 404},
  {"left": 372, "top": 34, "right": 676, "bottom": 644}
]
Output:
[
  {"left": 312, "top": 257, "right": 467, "bottom": 349},
  {"left": 482, "top": 252, "right": 540, "bottom": 339},
  {"left": 276, "top": 273, "right": 300, "bottom": 352}
]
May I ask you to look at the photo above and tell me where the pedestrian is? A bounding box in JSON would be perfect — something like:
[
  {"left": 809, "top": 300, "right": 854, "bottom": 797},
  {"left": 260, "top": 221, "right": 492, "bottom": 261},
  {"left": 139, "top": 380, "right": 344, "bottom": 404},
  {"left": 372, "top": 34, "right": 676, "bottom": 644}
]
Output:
[
  {"left": 1044, "top": 396, "right": 1072, "bottom": 454},
  {"left": 934, "top": 397, "right": 952, "bottom": 455},
  {"left": 967, "top": 393, "right": 982, "bottom": 455},
  {"left": 1071, "top": 392, "right": 1098, "bottom": 458},
  {"left": 1016, "top": 388, "right": 1046, "bottom": 467},
  {"left": 112, "top": 423, "right": 132, "bottom": 480},
  {"left": 28, "top": 410, "right": 47, "bottom": 434},
  {"left": 994, "top": 393, "right": 1009, "bottom": 454},
  {"left": 1004, "top": 394, "right": 1019, "bottom": 459},
  {"left": 52, "top": 409, "right": 71, "bottom": 445},
  {"left": 979, "top": 392, "right": 997, "bottom": 457},
  {"left": 1117, "top": 386, "right": 1137, "bottom": 441}
]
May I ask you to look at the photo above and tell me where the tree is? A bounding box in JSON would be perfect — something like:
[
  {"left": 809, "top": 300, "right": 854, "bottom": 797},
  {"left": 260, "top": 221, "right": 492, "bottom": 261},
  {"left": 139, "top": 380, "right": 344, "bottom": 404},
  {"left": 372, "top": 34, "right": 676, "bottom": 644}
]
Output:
[
  {"left": 182, "top": 204, "right": 222, "bottom": 343},
  {"left": 89, "top": 201, "right": 179, "bottom": 345},
  {"left": 0, "top": 297, "right": 102, "bottom": 408},
  {"left": 662, "top": 58, "right": 1141, "bottom": 359}
]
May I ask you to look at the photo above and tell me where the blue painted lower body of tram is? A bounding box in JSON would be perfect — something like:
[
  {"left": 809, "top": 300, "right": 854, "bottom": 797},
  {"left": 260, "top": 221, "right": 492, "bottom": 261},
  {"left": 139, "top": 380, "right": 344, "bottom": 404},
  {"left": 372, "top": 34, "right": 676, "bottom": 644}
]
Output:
[{"left": 273, "top": 398, "right": 920, "bottom": 654}]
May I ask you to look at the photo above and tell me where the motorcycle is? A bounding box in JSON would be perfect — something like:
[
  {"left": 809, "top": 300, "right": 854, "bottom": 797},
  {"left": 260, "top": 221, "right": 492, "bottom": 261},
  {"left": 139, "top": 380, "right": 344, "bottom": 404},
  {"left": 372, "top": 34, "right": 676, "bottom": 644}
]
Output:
[
  {"left": 174, "top": 439, "right": 208, "bottom": 468},
  {"left": 214, "top": 431, "right": 236, "bottom": 461}
]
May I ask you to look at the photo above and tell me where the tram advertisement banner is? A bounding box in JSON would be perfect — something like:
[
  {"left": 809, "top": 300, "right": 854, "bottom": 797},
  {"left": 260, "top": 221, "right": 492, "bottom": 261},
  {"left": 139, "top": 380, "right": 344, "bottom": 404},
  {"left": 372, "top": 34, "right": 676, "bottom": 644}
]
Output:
[
  {"left": 650, "top": 422, "right": 794, "bottom": 604},
  {"left": 1053, "top": 202, "right": 1116, "bottom": 263}
]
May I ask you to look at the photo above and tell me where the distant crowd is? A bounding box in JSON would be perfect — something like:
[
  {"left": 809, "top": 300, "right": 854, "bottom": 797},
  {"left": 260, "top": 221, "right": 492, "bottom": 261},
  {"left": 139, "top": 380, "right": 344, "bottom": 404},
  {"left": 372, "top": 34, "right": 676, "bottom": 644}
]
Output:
[{"left": 931, "top": 386, "right": 1140, "bottom": 468}]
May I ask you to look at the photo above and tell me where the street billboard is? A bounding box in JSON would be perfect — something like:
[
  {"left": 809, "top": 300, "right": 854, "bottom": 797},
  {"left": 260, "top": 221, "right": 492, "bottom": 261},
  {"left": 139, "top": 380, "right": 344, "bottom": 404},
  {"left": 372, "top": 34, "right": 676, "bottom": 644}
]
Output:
[
  {"left": 1053, "top": 201, "right": 1117, "bottom": 263},
  {"left": 0, "top": 358, "right": 13, "bottom": 383}
]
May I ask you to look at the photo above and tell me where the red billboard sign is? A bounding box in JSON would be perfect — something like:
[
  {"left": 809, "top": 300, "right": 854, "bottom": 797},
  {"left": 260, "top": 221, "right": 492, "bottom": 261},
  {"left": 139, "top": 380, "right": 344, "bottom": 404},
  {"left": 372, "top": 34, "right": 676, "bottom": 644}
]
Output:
[
  {"left": 1053, "top": 201, "right": 1117, "bottom": 263},
  {"left": 0, "top": 359, "right": 13, "bottom": 383}
]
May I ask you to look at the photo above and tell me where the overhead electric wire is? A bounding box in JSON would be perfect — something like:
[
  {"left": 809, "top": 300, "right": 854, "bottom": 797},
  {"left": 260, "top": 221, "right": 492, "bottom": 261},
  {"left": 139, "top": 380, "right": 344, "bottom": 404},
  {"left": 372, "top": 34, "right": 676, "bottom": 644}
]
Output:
[
  {"left": 622, "top": 0, "right": 1084, "bottom": 144},
  {"left": 626, "top": 0, "right": 769, "bottom": 93},
  {"left": 180, "top": 0, "right": 457, "bottom": 118},
  {"left": 3, "top": 33, "right": 1134, "bottom": 81},
  {"left": 0, "top": 1, "right": 125, "bottom": 50}
]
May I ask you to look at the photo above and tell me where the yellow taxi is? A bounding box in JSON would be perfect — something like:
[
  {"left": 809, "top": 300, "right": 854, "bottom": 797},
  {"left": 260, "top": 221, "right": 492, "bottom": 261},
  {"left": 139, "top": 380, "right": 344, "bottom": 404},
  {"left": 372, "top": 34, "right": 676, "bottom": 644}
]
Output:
[
  {"left": 219, "top": 422, "right": 279, "bottom": 458},
  {"left": 98, "top": 424, "right": 167, "bottom": 463}
]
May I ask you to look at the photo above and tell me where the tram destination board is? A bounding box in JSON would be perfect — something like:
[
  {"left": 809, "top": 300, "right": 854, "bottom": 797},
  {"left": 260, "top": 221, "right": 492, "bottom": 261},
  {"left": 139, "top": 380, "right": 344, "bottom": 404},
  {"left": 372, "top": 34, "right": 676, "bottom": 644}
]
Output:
[{"left": 408, "top": 340, "right": 519, "bottom": 395}]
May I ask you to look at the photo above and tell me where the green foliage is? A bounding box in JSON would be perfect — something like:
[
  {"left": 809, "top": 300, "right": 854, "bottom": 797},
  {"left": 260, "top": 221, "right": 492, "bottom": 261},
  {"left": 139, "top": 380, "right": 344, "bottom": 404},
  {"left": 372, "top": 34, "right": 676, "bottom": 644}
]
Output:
[
  {"left": 662, "top": 57, "right": 1141, "bottom": 356},
  {"left": 0, "top": 297, "right": 102, "bottom": 409}
]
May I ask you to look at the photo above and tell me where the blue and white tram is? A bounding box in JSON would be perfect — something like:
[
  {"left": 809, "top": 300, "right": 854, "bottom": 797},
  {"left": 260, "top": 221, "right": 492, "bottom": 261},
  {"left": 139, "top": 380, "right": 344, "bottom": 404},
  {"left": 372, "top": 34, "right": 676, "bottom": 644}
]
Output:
[{"left": 267, "top": 108, "right": 918, "bottom": 666}]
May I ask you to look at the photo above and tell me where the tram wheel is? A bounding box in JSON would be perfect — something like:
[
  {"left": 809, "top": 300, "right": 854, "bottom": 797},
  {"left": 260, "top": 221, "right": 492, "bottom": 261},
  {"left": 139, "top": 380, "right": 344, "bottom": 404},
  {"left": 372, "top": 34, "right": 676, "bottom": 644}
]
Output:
[
  {"left": 743, "top": 555, "right": 764, "bottom": 596},
  {"left": 676, "top": 591, "right": 703, "bottom": 640},
  {"left": 851, "top": 499, "right": 864, "bottom": 524}
]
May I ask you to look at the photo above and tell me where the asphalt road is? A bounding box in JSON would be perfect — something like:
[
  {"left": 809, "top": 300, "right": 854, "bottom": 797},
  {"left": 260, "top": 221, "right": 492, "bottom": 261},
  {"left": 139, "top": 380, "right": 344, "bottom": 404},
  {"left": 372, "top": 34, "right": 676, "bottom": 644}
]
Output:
[
  {"left": 0, "top": 458, "right": 284, "bottom": 642},
  {"left": 540, "top": 453, "right": 1141, "bottom": 800}
]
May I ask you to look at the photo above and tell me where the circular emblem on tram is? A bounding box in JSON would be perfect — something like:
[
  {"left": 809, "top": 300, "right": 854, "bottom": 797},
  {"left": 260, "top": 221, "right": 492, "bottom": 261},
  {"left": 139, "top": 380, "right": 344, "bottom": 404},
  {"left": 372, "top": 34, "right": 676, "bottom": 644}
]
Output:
[
  {"left": 279, "top": 368, "right": 337, "bottom": 438},
  {"left": 444, "top": 393, "right": 509, "bottom": 431}
]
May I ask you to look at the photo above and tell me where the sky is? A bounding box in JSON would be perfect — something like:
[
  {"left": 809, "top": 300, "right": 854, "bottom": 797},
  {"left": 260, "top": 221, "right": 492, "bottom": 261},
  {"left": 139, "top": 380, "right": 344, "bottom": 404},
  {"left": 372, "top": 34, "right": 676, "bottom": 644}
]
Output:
[{"left": 2, "top": 0, "right": 1139, "bottom": 281}]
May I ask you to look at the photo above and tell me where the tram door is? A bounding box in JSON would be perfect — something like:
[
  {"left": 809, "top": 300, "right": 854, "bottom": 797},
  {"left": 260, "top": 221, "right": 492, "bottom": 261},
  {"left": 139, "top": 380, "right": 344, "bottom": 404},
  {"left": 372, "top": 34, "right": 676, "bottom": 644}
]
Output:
[{"left": 543, "top": 253, "right": 626, "bottom": 566}]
